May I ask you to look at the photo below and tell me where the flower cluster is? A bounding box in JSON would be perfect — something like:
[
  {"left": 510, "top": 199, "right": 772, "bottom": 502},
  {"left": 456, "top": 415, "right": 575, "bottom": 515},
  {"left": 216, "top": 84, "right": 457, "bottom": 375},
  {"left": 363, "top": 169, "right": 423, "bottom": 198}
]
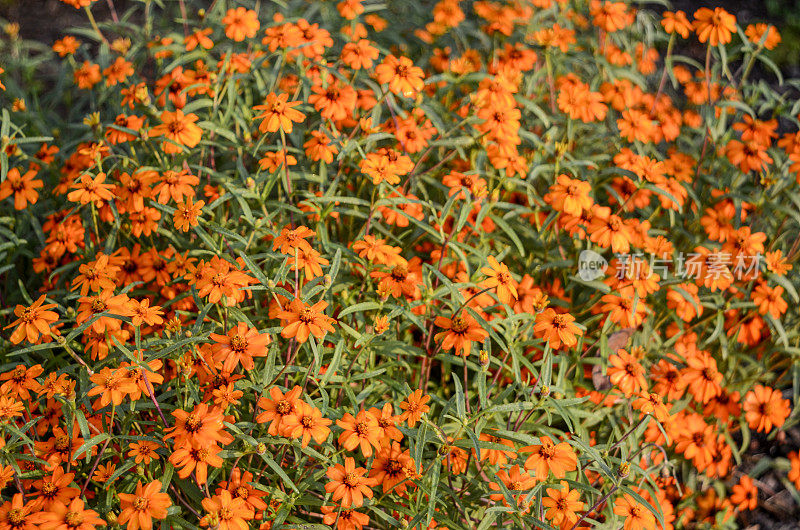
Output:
[{"left": 1, "top": 0, "right": 799, "bottom": 529}]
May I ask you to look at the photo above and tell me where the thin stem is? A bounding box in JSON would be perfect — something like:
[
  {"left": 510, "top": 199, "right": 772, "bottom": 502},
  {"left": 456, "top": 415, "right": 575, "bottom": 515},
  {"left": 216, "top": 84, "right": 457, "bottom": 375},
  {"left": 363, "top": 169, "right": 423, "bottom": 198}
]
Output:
[
  {"left": 570, "top": 483, "right": 619, "bottom": 530},
  {"left": 83, "top": 5, "right": 108, "bottom": 44}
]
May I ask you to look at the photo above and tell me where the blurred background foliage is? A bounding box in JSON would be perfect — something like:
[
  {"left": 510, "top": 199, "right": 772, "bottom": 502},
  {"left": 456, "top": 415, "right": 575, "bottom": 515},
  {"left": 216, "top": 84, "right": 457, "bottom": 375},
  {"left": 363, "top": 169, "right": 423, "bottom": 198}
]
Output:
[{"left": 1, "top": 0, "right": 800, "bottom": 75}]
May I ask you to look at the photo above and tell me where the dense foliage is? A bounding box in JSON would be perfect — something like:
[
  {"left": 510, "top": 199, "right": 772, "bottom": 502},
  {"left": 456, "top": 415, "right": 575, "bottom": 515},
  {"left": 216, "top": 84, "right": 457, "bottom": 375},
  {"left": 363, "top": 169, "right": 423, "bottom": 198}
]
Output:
[{"left": 1, "top": 0, "right": 800, "bottom": 529}]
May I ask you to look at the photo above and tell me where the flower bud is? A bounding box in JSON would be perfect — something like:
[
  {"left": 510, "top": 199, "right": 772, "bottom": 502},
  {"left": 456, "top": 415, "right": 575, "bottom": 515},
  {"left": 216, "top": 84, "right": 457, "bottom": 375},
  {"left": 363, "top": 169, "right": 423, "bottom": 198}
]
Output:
[
  {"left": 479, "top": 350, "right": 489, "bottom": 368},
  {"left": 256, "top": 442, "right": 267, "bottom": 454},
  {"left": 618, "top": 461, "right": 631, "bottom": 479}
]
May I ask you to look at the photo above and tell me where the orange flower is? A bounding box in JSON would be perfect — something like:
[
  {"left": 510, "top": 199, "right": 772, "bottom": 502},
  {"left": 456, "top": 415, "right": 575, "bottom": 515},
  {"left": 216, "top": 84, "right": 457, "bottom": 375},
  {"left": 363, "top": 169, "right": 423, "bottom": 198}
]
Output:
[
  {"left": 399, "top": 389, "right": 430, "bottom": 427},
  {"left": 789, "top": 451, "right": 800, "bottom": 490},
  {"left": 352, "top": 235, "right": 404, "bottom": 266},
  {"left": 544, "top": 174, "right": 593, "bottom": 216},
  {"left": 0, "top": 365, "right": 44, "bottom": 400},
  {"left": 692, "top": 7, "right": 736, "bottom": 46},
  {"left": 67, "top": 173, "right": 115, "bottom": 205},
  {"left": 730, "top": 475, "right": 758, "bottom": 511},
  {"left": 342, "top": 39, "right": 379, "bottom": 70},
  {"left": 0, "top": 494, "right": 41, "bottom": 530},
  {"left": 607, "top": 349, "right": 647, "bottom": 397},
  {"left": 173, "top": 197, "right": 205, "bottom": 231},
  {"left": 745, "top": 23, "right": 781, "bottom": 50},
  {"left": 253, "top": 93, "right": 306, "bottom": 134},
  {"left": 210, "top": 323, "right": 271, "bottom": 372},
  {"left": 613, "top": 494, "right": 656, "bottom": 530},
  {"left": 280, "top": 402, "right": 332, "bottom": 447},
  {"left": 118, "top": 480, "right": 172, "bottom": 530},
  {"left": 103, "top": 57, "right": 133, "bottom": 86},
  {"left": 751, "top": 282, "right": 787, "bottom": 319},
  {"left": 38, "top": 498, "right": 107, "bottom": 530},
  {"left": 534, "top": 308, "right": 583, "bottom": 350},
  {"left": 521, "top": 436, "right": 578, "bottom": 479},
  {"left": 661, "top": 11, "right": 692, "bottom": 38},
  {"left": 75, "top": 290, "right": 132, "bottom": 333},
  {"left": 309, "top": 78, "right": 357, "bottom": 121},
  {"left": 590, "top": 0, "right": 633, "bottom": 32},
  {"left": 481, "top": 256, "right": 518, "bottom": 305},
  {"left": 303, "top": 131, "right": 338, "bottom": 163},
  {"left": 374, "top": 55, "right": 425, "bottom": 97},
  {"left": 74, "top": 61, "right": 101, "bottom": 89},
  {"left": 434, "top": 313, "right": 488, "bottom": 357},
  {"left": 185, "top": 28, "right": 213, "bottom": 51},
  {"left": 632, "top": 393, "right": 671, "bottom": 423},
  {"left": 678, "top": 349, "right": 722, "bottom": 404},
  {"left": 4, "top": 295, "right": 59, "bottom": 345},
  {"left": 164, "top": 403, "right": 232, "bottom": 448},
  {"left": 200, "top": 490, "right": 251, "bottom": 530},
  {"left": 129, "top": 298, "right": 164, "bottom": 327},
  {"left": 321, "top": 506, "right": 369, "bottom": 530},
  {"left": 743, "top": 384, "right": 791, "bottom": 433},
  {"left": 337, "top": 410, "right": 383, "bottom": 458},
  {"left": 169, "top": 444, "right": 223, "bottom": 484},
  {"left": 276, "top": 298, "right": 335, "bottom": 343},
  {"left": 325, "top": 457, "right": 375, "bottom": 507},
  {"left": 542, "top": 481, "right": 585, "bottom": 527},
  {"left": 127, "top": 441, "right": 161, "bottom": 465},
  {"left": 255, "top": 385, "right": 304, "bottom": 436},
  {"left": 53, "top": 36, "right": 81, "bottom": 56},
  {"left": 0, "top": 167, "right": 43, "bottom": 209},
  {"left": 488, "top": 465, "right": 537, "bottom": 507},
  {"left": 87, "top": 367, "right": 137, "bottom": 409},
  {"left": 222, "top": 8, "right": 259, "bottom": 42},
  {"left": 149, "top": 110, "right": 203, "bottom": 154}
]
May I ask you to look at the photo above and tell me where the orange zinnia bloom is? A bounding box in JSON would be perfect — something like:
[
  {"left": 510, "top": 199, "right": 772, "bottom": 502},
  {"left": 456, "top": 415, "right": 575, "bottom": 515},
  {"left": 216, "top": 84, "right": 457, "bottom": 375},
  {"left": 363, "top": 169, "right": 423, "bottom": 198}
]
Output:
[
  {"left": 5, "top": 295, "right": 59, "bottom": 345},
  {"left": 374, "top": 55, "right": 425, "bottom": 97},
  {"left": 337, "top": 410, "right": 383, "bottom": 458},
  {"left": 118, "top": 480, "right": 172, "bottom": 530},
  {"left": 222, "top": 7, "right": 259, "bottom": 42},
  {"left": 325, "top": 457, "right": 375, "bottom": 507},
  {"left": 0, "top": 494, "right": 41, "bottom": 530},
  {"left": 280, "top": 402, "right": 332, "bottom": 447},
  {"left": 127, "top": 441, "right": 161, "bottom": 465},
  {"left": 276, "top": 298, "right": 335, "bottom": 343},
  {"left": 730, "top": 475, "right": 758, "bottom": 511},
  {"left": 200, "top": 490, "right": 251, "bottom": 530},
  {"left": 743, "top": 384, "right": 791, "bottom": 433},
  {"left": 399, "top": 389, "right": 430, "bottom": 427},
  {"left": 521, "top": 436, "right": 578, "bottom": 479},
  {"left": 481, "top": 256, "right": 518, "bottom": 305},
  {"left": 614, "top": 494, "right": 656, "bottom": 530},
  {"left": 692, "top": 7, "right": 736, "bottom": 46},
  {"left": 67, "top": 173, "right": 115, "bottom": 205},
  {"left": 542, "top": 481, "right": 585, "bottom": 527},
  {"left": 434, "top": 313, "right": 488, "bottom": 357},
  {"left": 607, "top": 349, "right": 647, "bottom": 397},
  {"left": 256, "top": 385, "right": 304, "bottom": 436},
  {"left": 87, "top": 367, "right": 137, "bottom": 409},
  {"left": 534, "top": 308, "right": 583, "bottom": 350},
  {"left": 661, "top": 11, "right": 692, "bottom": 38},
  {"left": 544, "top": 174, "right": 593, "bottom": 216},
  {"left": 0, "top": 167, "right": 43, "bottom": 210},
  {"left": 253, "top": 93, "right": 306, "bottom": 134},
  {"left": 164, "top": 403, "right": 232, "bottom": 448},
  {"left": 678, "top": 349, "right": 722, "bottom": 404},
  {"left": 38, "top": 498, "right": 107, "bottom": 530},
  {"left": 173, "top": 197, "right": 205, "bottom": 232},
  {"left": 30, "top": 467, "right": 79, "bottom": 511},
  {"left": 149, "top": 110, "right": 203, "bottom": 154},
  {"left": 210, "top": 322, "right": 271, "bottom": 372}
]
